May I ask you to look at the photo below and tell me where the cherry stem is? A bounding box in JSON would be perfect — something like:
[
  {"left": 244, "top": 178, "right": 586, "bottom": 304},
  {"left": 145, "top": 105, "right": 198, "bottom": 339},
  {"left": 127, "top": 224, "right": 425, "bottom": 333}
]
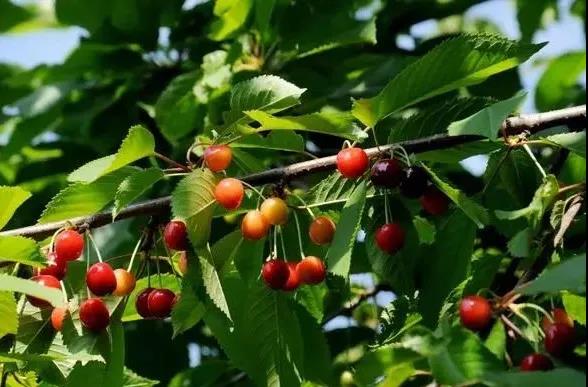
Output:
[
  {"left": 165, "top": 173, "right": 191, "bottom": 177},
  {"left": 522, "top": 144, "right": 547, "bottom": 178},
  {"left": 154, "top": 152, "right": 191, "bottom": 172},
  {"left": 272, "top": 227, "right": 278, "bottom": 259},
  {"left": 127, "top": 236, "right": 144, "bottom": 272},
  {"left": 241, "top": 180, "right": 267, "bottom": 201},
  {"left": 508, "top": 304, "right": 543, "bottom": 336},
  {"left": 48, "top": 226, "right": 67, "bottom": 253},
  {"left": 512, "top": 302, "right": 553, "bottom": 321},
  {"left": 60, "top": 281, "right": 68, "bottom": 304},
  {"left": 293, "top": 211, "right": 306, "bottom": 259},
  {"left": 278, "top": 227, "right": 287, "bottom": 259},
  {"left": 86, "top": 232, "right": 103, "bottom": 263},
  {"left": 500, "top": 315, "right": 525, "bottom": 338},
  {"left": 85, "top": 234, "right": 90, "bottom": 298},
  {"left": 393, "top": 146, "right": 412, "bottom": 166},
  {"left": 155, "top": 253, "right": 163, "bottom": 288},
  {"left": 290, "top": 192, "right": 315, "bottom": 219},
  {"left": 383, "top": 191, "right": 393, "bottom": 224}
]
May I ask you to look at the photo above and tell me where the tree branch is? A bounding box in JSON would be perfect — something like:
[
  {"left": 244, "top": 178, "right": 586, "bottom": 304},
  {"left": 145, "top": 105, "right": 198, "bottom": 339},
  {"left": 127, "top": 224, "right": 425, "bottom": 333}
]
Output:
[{"left": 1, "top": 105, "right": 585, "bottom": 241}]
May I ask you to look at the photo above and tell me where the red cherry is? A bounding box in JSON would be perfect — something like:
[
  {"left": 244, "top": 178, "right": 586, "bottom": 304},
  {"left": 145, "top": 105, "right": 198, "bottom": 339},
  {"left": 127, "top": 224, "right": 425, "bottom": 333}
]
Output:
[
  {"left": 309, "top": 216, "right": 336, "bottom": 245},
  {"left": 399, "top": 166, "right": 429, "bottom": 198},
  {"left": 163, "top": 220, "right": 188, "bottom": 251},
  {"left": 336, "top": 148, "right": 369, "bottom": 179},
  {"left": 262, "top": 260, "right": 290, "bottom": 290},
  {"left": 36, "top": 252, "right": 67, "bottom": 280},
  {"left": 420, "top": 186, "right": 449, "bottom": 216},
  {"left": 214, "top": 178, "right": 245, "bottom": 210},
  {"left": 204, "top": 145, "right": 232, "bottom": 172},
  {"left": 86, "top": 262, "right": 117, "bottom": 296},
  {"left": 27, "top": 275, "right": 61, "bottom": 308},
  {"left": 544, "top": 322, "right": 576, "bottom": 357},
  {"left": 459, "top": 295, "right": 493, "bottom": 331},
  {"left": 375, "top": 223, "right": 405, "bottom": 255},
  {"left": 520, "top": 353, "right": 554, "bottom": 372},
  {"left": 79, "top": 298, "right": 110, "bottom": 332},
  {"left": 282, "top": 263, "right": 301, "bottom": 292},
  {"left": 51, "top": 307, "right": 68, "bottom": 331},
  {"left": 370, "top": 158, "right": 404, "bottom": 188},
  {"left": 54, "top": 229, "right": 84, "bottom": 262},
  {"left": 296, "top": 256, "right": 326, "bottom": 285},
  {"left": 542, "top": 308, "right": 574, "bottom": 332},
  {"left": 147, "top": 288, "right": 176, "bottom": 318},
  {"left": 136, "top": 287, "right": 155, "bottom": 318},
  {"left": 112, "top": 269, "right": 136, "bottom": 297}
]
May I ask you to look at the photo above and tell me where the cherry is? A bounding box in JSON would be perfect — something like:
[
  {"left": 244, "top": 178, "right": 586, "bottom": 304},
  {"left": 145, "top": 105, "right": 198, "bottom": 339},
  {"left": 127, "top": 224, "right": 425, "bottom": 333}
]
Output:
[
  {"left": 296, "top": 256, "right": 326, "bottom": 285},
  {"left": 420, "top": 186, "right": 449, "bottom": 216},
  {"left": 79, "top": 298, "right": 110, "bottom": 332},
  {"left": 260, "top": 197, "right": 289, "bottom": 226},
  {"left": 178, "top": 251, "right": 188, "bottom": 275},
  {"left": 36, "top": 252, "right": 67, "bottom": 280},
  {"left": 86, "top": 262, "right": 117, "bottom": 296},
  {"left": 136, "top": 287, "right": 155, "bottom": 318},
  {"left": 163, "top": 220, "right": 188, "bottom": 251},
  {"left": 282, "top": 262, "right": 300, "bottom": 292},
  {"left": 544, "top": 322, "right": 576, "bottom": 357},
  {"left": 459, "top": 295, "right": 493, "bottom": 332},
  {"left": 214, "top": 178, "right": 245, "bottom": 210},
  {"left": 309, "top": 216, "right": 336, "bottom": 245},
  {"left": 241, "top": 210, "right": 270, "bottom": 240},
  {"left": 336, "top": 147, "right": 369, "bottom": 179},
  {"left": 399, "top": 166, "right": 429, "bottom": 198},
  {"left": 147, "top": 288, "right": 176, "bottom": 318},
  {"left": 112, "top": 269, "right": 136, "bottom": 297},
  {"left": 370, "top": 158, "right": 404, "bottom": 188},
  {"left": 27, "top": 275, "right": 61, "bottom": 308},
  {"left": 204, "top": 145, "right": 232, "bottom": 172},
  {"left": 542, "top": 308, "right": 574, "bottom": 332},
  {"left": 51, "top": 307, "right": 68, "bottom": 331},
  {"left": 520, "top": 353, "right": 554, "bottom": 372},
  {"left": 54, "top": 229, "right": 84, "bottom": 262},
  {"left": 375, "top": 223, "right": 405, "bottom": 255},
  {"left": 262, "top": 260, "right": 290, "bottom": 290}
]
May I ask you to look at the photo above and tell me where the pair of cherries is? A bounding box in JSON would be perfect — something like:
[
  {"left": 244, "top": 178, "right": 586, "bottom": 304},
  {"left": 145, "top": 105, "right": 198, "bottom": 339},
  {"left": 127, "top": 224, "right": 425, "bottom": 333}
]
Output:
[
  {"left": 35, "top": 229, "right": 85, "bottom": 280},
  {"left": 135, "top": 287, "right": 177, "bottom": 319},
  {"left": 262, "top": 256, "right": 326, "bottom": 291}
]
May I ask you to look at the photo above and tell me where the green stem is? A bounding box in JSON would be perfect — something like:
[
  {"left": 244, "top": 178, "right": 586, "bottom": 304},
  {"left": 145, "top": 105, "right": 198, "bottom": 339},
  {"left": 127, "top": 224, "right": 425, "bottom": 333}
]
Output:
[
  {"left": 293, "top": 211, "right": 306, "bottom": 260},
  {"left": 523, "top": 144, "right": 547, "bottom": 178},
  {"left": 127, "top": 236, "right": 144, "bottom": 272},
  {"left": 86, "top": 232, "right": 103, "bottom": 263}
]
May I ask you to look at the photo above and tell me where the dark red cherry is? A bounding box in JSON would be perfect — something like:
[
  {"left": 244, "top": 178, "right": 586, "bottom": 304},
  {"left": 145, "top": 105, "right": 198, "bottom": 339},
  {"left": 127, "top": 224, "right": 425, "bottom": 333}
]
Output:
[
  {"left": 262, "top": 260, "right": 290, "bottom": 290},
  {"left": 520, "top": 353, "right": 554, "bottom": 372},
  {"left": 544, "top": 322, "right": 576, "bottom": 357},
  {"left": 27, "top": 275, "right": 61, "bottom": 308},
  {"left": 79, "top": 298, "right": 110, "bottom": 332},
  {"left": 54, "top": 229, "right": 84, "bottom": 261},
  {"left": 147, "top": 288, "right": 176, "bottom": 318},
  {"left": 296, "top": 257, "right": 326, "bottom": 285},
  {"left": 282, "top": 262, "right": 301, "bottom": 291},
  {"left": 459, "top": 295, "right": 493, "bottom": 332},
  {"left": 370, "top": 158, "right": 403, "bottom": 188},
  {"left": 164, "top": 220, "right": 188, "bottom": 251},
  {"left": 420, "top": 186, "right": 449, "bottom": 216},
  {"left": 375, "top": 223, "right": 405, "bottom": 255},
  {"left": 399, "top": 166, "right": 429, "bottom": 198},
  {"left": 36, "top": 252, "right": 67, "bottom": 280},
  {"left": 86, "top": 262, "right": 117, "bottom": 296},
  {"left": 136, "top": 287, "right": 155, "bottom": 318}
]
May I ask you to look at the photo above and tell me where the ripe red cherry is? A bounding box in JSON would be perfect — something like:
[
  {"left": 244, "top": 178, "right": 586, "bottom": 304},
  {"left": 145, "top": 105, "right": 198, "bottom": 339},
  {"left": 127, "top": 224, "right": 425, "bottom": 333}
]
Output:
[
  {"left": 112, "top": 269, "right": 136, "bottom": 297},
  {"left": 86, "top": 262, "right": 117, "bottom": 296},
  {"left": 241, "top": 210, "right": 270, "bottom": 240},
  {"left": 54, "top": 229, "right": 84, "bottom": 261},
  {"left": 163, "top": 220, "right": 188, "bottom": 251},
  {"left": 375, "top": 223, "right": 405, "bottom": 255},
  {"left": 27, "top": 275, "right": 61, "bottom": 308},
  {"left": 459, "top": 295, "right": 493, "bottom": 331},
  {"left": 36, "top": 252, "right": 67, "bottom": 280},
  {"left": 544, "top": 322, "right": 576, "bottom": 357},
  {"left": 204, "top": 145, "right": 232, "bottom": 172},
  {"left": 262, "top": 260, "right": 290, "bottom": 290},
  {"left": 336, "top": 147, "right": 369, "bottom": 179},
  {"left": 136, "top": 287, "right": 155, "bottom": 318},
  {"left": 399, "top": 166, "right": 429, "bottom": 198},
  {"left": 147, "top": 288, "right": 176, "bottom": 318},
  {"left": 309, "top": 216, "right": 336, "bottom": 245},
  {"left": 296, "top": 256, "right": 326, "bottom": 285},
  {"left": 370, "top": 158, "right": 404, "bottom": 188},
  {"left": 51, "top": 307, "right": 68, "bottom": 331},
  {"left": 79, "top": 298, "right": 110, "bottom": 332},
  {"left": 282, "top": 262, "right": 301, "bottom": 292},
  {"left": 420, "top": 186, "right": 449, "bottom": 216},
  {"left": 542, "top": 308, "right": 574, "bottom": 332},
  {"left": 520, "top": 353, "right": 554, "bottom": 372},
  {"left": 214, "top": 178, "right": 245, "bottom": 210}
]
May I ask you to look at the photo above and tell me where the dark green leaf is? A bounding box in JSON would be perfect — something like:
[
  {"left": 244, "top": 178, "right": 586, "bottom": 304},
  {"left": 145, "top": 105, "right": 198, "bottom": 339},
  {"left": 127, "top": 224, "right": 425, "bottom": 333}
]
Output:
[
  {"left": 112, "top": 168, "right": 163, "bottom": 219},
  {"left": 519, "top": 254, "right": 586, "bottom": 295}
]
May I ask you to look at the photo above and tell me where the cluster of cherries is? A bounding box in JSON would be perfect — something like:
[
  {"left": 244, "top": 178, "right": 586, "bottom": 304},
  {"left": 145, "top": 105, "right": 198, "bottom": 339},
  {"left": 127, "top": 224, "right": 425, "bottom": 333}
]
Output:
[
  {"left": 28, "top": 229, "right": 137, "bottom": 332},
  {"left": 459, "top": 295, "right": 577, "bottom": 372},
  {"left": 335, "top": 147, "right": 449, "bottom": 255}
]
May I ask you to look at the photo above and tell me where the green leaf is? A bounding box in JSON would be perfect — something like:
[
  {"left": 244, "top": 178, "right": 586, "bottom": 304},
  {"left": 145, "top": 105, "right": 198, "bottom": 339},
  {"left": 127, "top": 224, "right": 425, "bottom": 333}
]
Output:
[
  {"left": 171, "top": 169, "right": 219, "bottom": 248},
  {"left": 64, "top": 361, "right": 105, "bottom": 387},
  {"left": 171, "top": 284, "right": 205, "bottom": 338},
  {"left": 0, "top": 236, "right": 44, "bottom": 267},
  {"left": 122, "top": 368, "right": 158, "bottom": 387},
  {"left": 485, "top": 321, "right": 507, "bottom": 360},
  {"left": 447, "top": 92, "right": 527, "bottom": 140},
  {"left": 68, "top": 125, "right": 155, "bottom": 183},
  {"left": 485, "top": 368, "right": 586, "bottom": 387},
  {"left": 536, "top": 52, "right": 586, "bottom": 112},
  {"left": 231, "top": 131, "right": 305, "bottom": 153},
  {"left": 422, "top": 165, "right": 489, "bottom": 228},
  {"left": 0, "top": 291, "right": 17, "bottom": 338},
  {"left": 545, "top": 131, "right": 586, "bottom": 158},
  {"left": 517, "top": 0, "right": 557, "bottom": 42},
  {"left": 0, "top": 0, "right": 34, "bottom": 32},
  {"left": 112, "top": 168, "right": 163, "bottom": 219},
  {"left": 295, "top": 304, "right": 333, "bottom": 385},
  {"left": 507, "top": 228, "right": 533, "bottom": 258},
  {"left": 196, "top": 245, "right": 232, "bottom": 322},
  {"left": 244, "top": 110, "right": 368, "bottom": 141},
  {"left": 354, "top": 345, "right": 420, "bottom": 386},
  {"left": 413, "top": 216, "right": 436, "bottom": 245},
  {"left": 168, "top": 361, "right": 227, "bottom": 387},
  {"left": 209, "top": 0, "right": 254, "bottom": 41},
  {"left": 352, "top": 34, "right": 544, "bottom": 126},
  {"left": 518, "top": 254, "right": 586, "bottom": 295},
  {"left": 326, "top": 180, "right": 367, "bottom": 278},
  {"left": 562, "top": 293, "right": 586, "bottom": 326},
  {"left": 39, "top": 168, "right": 135, "bottom": 224},
  {"left": 0, "top": 274, "right": 64, "bottom": 308},
  {"left": 103, "top": 318, "right": 124, "bottom": 387},
  {"left": 0, "top": 186, "right": 31, "bottom": 230}
]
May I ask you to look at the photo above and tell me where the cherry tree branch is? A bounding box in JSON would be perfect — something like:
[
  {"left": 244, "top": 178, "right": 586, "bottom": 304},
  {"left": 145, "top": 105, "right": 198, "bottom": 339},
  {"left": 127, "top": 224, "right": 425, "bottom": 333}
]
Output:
[{"left": 1, "top": 105, "right": 585, "bottom": 240}]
